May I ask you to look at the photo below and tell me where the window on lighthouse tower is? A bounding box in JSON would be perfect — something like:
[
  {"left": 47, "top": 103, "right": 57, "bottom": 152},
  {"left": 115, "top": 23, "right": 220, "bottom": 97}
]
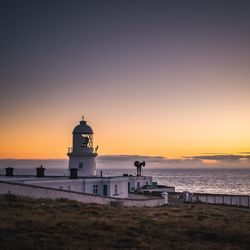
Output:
[
  {"left": 80, "top": 134, "right": 93, "bottom": 148},
  {"left": 81, "top": 135, "right": 90, "bottom": 147}
]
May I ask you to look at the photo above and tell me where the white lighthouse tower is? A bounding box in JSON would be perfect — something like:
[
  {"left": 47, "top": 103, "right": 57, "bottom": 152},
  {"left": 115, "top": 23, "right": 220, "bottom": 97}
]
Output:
[{"left": 67, "top": 117, "right": 98, "bottom": 177}]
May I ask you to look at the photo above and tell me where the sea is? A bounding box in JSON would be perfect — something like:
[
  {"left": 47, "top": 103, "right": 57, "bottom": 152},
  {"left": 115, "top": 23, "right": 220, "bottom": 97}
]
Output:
[{"left": 0, "top": 160, "right": 249, "bottom": 195}]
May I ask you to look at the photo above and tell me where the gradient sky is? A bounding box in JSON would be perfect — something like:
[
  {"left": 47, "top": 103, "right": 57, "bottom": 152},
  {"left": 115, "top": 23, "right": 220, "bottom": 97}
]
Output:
[{"left": 0, "top": 0, "right": 250, "bottom": 167}]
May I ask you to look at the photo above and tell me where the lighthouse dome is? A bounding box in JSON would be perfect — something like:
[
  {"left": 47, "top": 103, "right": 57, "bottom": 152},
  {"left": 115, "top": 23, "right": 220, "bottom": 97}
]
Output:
[{"left": 73, "top": 119, "right": 93, "bottom": 134}]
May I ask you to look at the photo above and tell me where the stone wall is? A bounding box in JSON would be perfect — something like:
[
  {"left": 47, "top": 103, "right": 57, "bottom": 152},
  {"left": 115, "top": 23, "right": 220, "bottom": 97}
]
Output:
[{"left": 0, "top": 180, "right": 164, "bottom": 207}]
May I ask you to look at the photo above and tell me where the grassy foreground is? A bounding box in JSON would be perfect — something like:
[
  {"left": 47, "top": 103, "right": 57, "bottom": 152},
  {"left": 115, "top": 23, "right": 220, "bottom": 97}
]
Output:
[{"left": 0, "top": 194, "right": 250, "bottom": 249}]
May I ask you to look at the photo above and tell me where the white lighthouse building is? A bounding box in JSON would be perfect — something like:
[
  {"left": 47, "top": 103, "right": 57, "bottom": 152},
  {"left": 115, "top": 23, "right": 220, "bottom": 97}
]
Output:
[
  {"left": 0, "top": 116, "right": 163, "bottom": 201},
  {"left": 67, "top": 117, "right": 97, "bottom": 177}
]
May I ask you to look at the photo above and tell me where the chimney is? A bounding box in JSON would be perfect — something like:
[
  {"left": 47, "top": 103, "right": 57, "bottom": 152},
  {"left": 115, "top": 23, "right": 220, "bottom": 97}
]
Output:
[
  {"left": 36, "top": 165, "right": 45, "bottom": 177},
  {"left": 5, "top": 167, "right": 14, "bottom": 177},
  {"left": 70, "top": 168, "right": 78, "bottom": 179}
]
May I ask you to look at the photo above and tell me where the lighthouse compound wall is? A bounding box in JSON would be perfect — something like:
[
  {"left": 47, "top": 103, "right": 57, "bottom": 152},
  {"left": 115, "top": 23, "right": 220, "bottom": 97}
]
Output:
[{"left": 0, "top": 180, "right": 164, "bottom": 207}]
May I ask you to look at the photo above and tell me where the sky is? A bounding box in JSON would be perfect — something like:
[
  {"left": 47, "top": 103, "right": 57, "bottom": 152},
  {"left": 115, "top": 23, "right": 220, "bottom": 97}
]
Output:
[{"left": 0, "top": 0, "right": 250, "bottom": 168}]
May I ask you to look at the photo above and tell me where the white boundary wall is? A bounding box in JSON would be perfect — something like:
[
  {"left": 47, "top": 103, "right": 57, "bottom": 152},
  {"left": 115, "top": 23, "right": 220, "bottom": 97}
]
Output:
[
  {"left": 190, "top": 193, "right": 250, "bottom": 208},
  {"left": 0, "top": 180, "right": 164, "bottom": 207}
]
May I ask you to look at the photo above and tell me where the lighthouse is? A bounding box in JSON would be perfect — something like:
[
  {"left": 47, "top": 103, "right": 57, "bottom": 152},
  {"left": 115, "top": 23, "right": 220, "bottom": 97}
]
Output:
[{"left": 67, "top": 117, "right": 98, "bottom": 177}]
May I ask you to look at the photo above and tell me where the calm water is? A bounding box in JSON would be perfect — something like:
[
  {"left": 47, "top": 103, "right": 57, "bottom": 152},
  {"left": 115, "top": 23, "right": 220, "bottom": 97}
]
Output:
[
  {"left": 0, "top": 162, "right": 249, "bottom": 195},
  {"left": 103, "top": 168, "right": 250, "bottom": 195}
]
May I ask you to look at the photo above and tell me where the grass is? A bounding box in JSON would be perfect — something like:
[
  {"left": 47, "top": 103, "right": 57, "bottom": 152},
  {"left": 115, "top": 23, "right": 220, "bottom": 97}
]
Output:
[{"left": 0, "top": 194, "right": 250, "bottom": 249}]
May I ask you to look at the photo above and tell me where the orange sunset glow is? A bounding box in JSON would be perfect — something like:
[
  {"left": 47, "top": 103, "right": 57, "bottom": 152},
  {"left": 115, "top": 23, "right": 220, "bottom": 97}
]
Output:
[{"left": 0, "top": 1, "right": 249, "bottom": 168}]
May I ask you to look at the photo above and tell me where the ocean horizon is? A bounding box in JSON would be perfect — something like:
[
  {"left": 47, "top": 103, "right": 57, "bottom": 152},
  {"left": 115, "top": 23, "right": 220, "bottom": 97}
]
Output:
[{"left": 0, "top": 159, "right": 249, "bottom": 196}]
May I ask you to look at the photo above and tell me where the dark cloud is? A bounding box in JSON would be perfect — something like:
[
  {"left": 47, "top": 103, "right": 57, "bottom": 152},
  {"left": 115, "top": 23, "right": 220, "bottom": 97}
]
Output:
[
  {"left": 0, "top": 159, "right": 67, "bottom": 169},
  {"left": 198, "top": 153, "right": 227, "bottom": 155},
  {"left": 1, "top": 154, "right": 250, "bottom": 170},
  {"left": 97, "top": 155, "right": 193, "bottom": 166},
  {"left": 97, "top": 154, "right": 250, "bottom": 169},
  {"left": 98, "top": 155, "right": 169, "bottom": 163},
  {"left": 97, "top": 155, "right": 203, "bottom": 167},
  {"left": 184, "top": 154, "right": 250, "bottom": 161},
  {"left": 97, "top": 155, "right": 197, "bottom": 169}
]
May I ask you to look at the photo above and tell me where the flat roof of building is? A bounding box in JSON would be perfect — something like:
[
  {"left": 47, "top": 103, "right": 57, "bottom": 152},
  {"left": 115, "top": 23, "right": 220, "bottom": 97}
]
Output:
[{"left": 0, "top": 175, "right": 131, "bottom": 183}]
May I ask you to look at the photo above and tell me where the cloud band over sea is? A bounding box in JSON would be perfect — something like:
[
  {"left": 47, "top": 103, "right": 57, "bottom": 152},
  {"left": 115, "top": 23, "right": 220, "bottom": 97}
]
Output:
[{"left": 0, "top": 153, "right": 249, "bottom": 169}]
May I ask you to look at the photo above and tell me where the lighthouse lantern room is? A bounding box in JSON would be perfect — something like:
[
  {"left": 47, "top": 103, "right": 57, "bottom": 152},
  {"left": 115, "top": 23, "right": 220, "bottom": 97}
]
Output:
[{"left": 67, "top": 116, "right": 97, "bottom": 177}]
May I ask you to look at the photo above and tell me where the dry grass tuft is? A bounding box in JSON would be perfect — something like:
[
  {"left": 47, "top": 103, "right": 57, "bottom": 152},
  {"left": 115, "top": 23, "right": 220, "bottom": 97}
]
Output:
[{"left": 0, "top": 194, "right": 250, "bottom": 249}]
